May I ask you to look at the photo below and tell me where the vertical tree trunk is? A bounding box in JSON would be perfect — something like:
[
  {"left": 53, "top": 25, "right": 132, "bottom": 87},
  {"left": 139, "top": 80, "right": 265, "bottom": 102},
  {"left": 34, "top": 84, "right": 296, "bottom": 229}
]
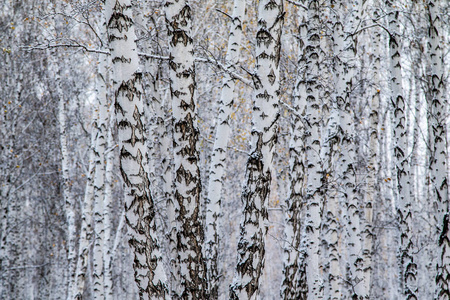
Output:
[
  {"left": 363, "top": 8, "right": 382, "bottom": 298},
  {"left": 333, "top": 0, "right": 364, "bottom": 297},
  {"left": 73, "top": 108, "right": 96, "bottom": 299},
  {"left": 106, "top": 0, "right": 169, "bottom": 298},
  {"left": 92, "top": 50, "right": 108, "bottom": 300},
  {"left": 103, "top": 110, "right": 115, "bottom": 300},
  {"left": 164, "top": 0, "right": 207, "bottom": 298},
  {"left": 52, "top": 57, "right": 78, "bottom": 300},
  {"left": 300, "top": 1, "right": 325, "bottom": 298},
  {"left": 427, "top": 1, "right": 449, "bottom": 299},
  {"left": 229, "top": 0, "right": 283, "bottom": 299},
  {"left": 281, "top": 2, "right": 308, "bottom": 298},
  {"left": 386, "top": 2, "right": 417, "bottom": 298},
  {"left": 204, "top": 0, "right": 246, "bottom": 298}
]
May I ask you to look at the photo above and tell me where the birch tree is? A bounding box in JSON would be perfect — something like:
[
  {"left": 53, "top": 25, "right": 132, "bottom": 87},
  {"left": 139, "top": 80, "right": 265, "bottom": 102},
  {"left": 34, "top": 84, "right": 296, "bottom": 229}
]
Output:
[
  {"left": 427, "top": 1, "right": 450, "bottom": 299},
  {"left": 299, "top": 0, "right": 325, "bottom": 298},
  {"left": 103, "top": 108, "right": 116, "bottom": 300},
  {"left": 386, "top": 1, "right": 417, "bottom": 298},
  {"left": 53, "top": 56, "right": 78, "bottom": 300},
  {"left": 164, "top": 0, "right": 208, "bottom": 297},
  {"left": 73, "top": 107, "right": 96, "bottom": 299},
  {"left": 91, "top": 52, "right": 108, "bottom": 300},
  {"left": 331, "top": 1, "right": 366, "bottom": 297},
  {"left": 281, "top": 2, "right": 307, "bottom": 298},
  {"left": 363, "top": 6, "right": 382, "bottom": 297},
  {"left": 229, "top": 0, "right": 284, "bottom": 298},
  {"left": 106, "top": 0, "right": 169, "bottom": 298},
  {"left": 204, "top": 0, "right": 246, "bottom": 297}
]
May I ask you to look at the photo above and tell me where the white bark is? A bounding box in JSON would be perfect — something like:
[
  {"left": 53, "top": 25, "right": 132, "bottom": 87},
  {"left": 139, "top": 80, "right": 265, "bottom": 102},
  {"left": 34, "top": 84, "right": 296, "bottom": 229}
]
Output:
[
  {"left": 106, "top": 0, "right": 169, "bottom": 298},
  {"left": 427, "top": 1, "right": 449, "bottom": 299},
  {"left": 333, "top": 0, "right": 364, "bottom": 297},
  {"left": 322, "top": 108, "right": 340, "bottom": 300},
  {"left": 165, "top": 0, "right": 207, "bottom": 297},
  {"left": 229, "top": 0, "right": 283, "bottom": 299},
  {"left": 92, "top": 49, "right": 108, "bottom": 300},
  {"left": 300, "top": 1, "right": 325, "bottom": 298},
  {"left": 73, "top": 108, "right": 96, "bottom": 300},
  {"left": 103, "top": 111, "right": 115, "bottom": 300},
  {"left": 363, "top": 8, "right": 381, "bottom": 298},
  {"left": 52, "top": 57, "right": 78, "bottom": 300},
  {"left": 204, "top": 0, "right": 246, "bottom": 297},
  {"left": 386, "top": 2, "right": 417, "bottom": 298},
  {"left": 281, "top": 2, "right": 308, "bottom": 298}
]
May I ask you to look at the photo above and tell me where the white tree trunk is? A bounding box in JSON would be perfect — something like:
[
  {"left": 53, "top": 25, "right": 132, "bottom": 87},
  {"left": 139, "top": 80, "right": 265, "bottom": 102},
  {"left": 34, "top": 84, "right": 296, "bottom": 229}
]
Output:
[
  {"left": 103, "top": 111, "right": 115, "bottom": 300},
  {"left": 165, "top": 0, "right": 208, "bottom": 297},
  {"left": 204, "top": 0, "right": 246, "bottom": 297},
  {"left": 92, "top": 50, "right": 108, "bottom": 300},
  {"left": 281, "top": 2, "right": 308, "bottom": 298},
  {"left": 427, "top": 1, "right": 449, "bottom": 299},
  {"left": 363, "top": 7, "right": 381, "bottom": 297},
  {"left": 386, "top": 2, "right": 417, "bottom": 298},
  {"left": 332, "top": 0, "right": 364, "bottom": 297},
  {"left": 229, "top": 0, "right": 283, "bottom": 299},
  {"left": 53, "top": 57, "right": 78, "bottom": 300},
  {"left": 106, "top": 0, "right": 170, "bottom": 298},
  {"left": 300, "top": 1, "right": 325, "bottom": 298},
  {"left": 73, "top": 108, "right": 96, "bottom": 300}
]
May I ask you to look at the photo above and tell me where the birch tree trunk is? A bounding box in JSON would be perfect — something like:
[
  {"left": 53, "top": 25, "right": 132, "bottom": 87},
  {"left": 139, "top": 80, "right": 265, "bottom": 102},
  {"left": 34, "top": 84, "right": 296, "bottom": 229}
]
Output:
[
  {"left": 363, "top": 9, "right": 382, "bottom": 298},
  {"left": 386, "top": 2, "right": 417, "bottom": 298},
  {"left": 106, "top": 0, "right": 169, "bottom": 298},
  {"left": 103, "top": 111, "right": 115, "bottom": 300},
  {"left": 229, "top": 0, "right": 283, "bottom": 299},
  {"left": 427, "top": 1, "right": 450, "bottom": 299},
  {"left": 204, "top": 0, "right": 246, "bottom": 297},
  {"left": 164, "top": 0, "right": 207, "bottom": 297},
  {"left": 322, "top": 3, "right": 344, "bottom": 298},
  {"left": 73, "top": 107, "right": 96, "bottom": 300},
  {"left": 300, "top": 1, "right": 325, "bottom": 298},
  {"left": 92, "top": 50, "right": 108, "bottom": 300},
  {"left": 53, "top": 56, "right": 78, "bottom": 300},
  {"left": 281, "top": 2, "right": 307, "bottom": 298},
  {"left": 333, "top": 1, "right": 364, "bottom": 297}
]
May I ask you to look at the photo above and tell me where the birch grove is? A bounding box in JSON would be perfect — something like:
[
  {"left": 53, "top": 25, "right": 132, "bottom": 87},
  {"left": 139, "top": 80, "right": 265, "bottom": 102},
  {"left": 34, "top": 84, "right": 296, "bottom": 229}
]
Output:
[{"left": 1, "top": 0, "right": 449, "bottom": 299}]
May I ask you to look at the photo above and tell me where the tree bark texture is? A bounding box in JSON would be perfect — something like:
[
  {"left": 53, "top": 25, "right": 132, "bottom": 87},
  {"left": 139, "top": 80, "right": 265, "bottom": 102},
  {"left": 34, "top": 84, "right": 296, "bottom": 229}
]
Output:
[
  {"left": 165, "top": 0, "right": 207, "bottom": 297},
  {"left": 229, "top": 0, "right": 283, "bottom": 299},
  {"left": 106, "top": 0, "right": 170, "bottom": 298},
  {"left": 204, "top": 0, "right": 246, "bottom": 298}
]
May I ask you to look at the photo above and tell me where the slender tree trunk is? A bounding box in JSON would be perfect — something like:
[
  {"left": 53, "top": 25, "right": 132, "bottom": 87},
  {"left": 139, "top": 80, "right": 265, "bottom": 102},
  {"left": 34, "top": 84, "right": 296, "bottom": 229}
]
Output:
[
  {"left": 322, "top": 108, "right": 340, "bottom": 300},
  {"left": 106, "top": 0, "right": 169, "bottom": 298},
  {"left": 333, "top": 0, "right": 364, "bottom": 297},
  {"left": 299, "top": 1, "right": 325, "bottom": 298},
  {"left": 229, "top": 0, "right": 283, "bottom": 299},
  {"left": 204, "top": 0, "right": 246, "bottom": 298},
  {"left": 73, "top": 108, "right": 96, "bottom": 300},
  {"left": 92, "top": 49, "right": 108, "bottom": 300},
  {"left": 363, "top": 9, "right": 382, "bottom": 298},
  {"left": 103, "top": 110, "right": 115, "bottom": 300},
  {"left": 281, "top": 2, "right": 308, "bottom": 298},
  {"left": 386, "top": 2, "right": 417, "bottom": 298},
  {"left": 427, "top": 1, "right": 450, "bottom": 299},
  {"left": 51, "top": 56, "right": 79, "bottom": 300}
]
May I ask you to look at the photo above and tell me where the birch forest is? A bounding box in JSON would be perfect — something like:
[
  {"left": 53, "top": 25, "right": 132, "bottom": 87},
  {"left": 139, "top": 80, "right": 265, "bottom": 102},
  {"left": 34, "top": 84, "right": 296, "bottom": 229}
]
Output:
[{"left": 1, "top": 0, "right": 449, "bottom": 299}]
